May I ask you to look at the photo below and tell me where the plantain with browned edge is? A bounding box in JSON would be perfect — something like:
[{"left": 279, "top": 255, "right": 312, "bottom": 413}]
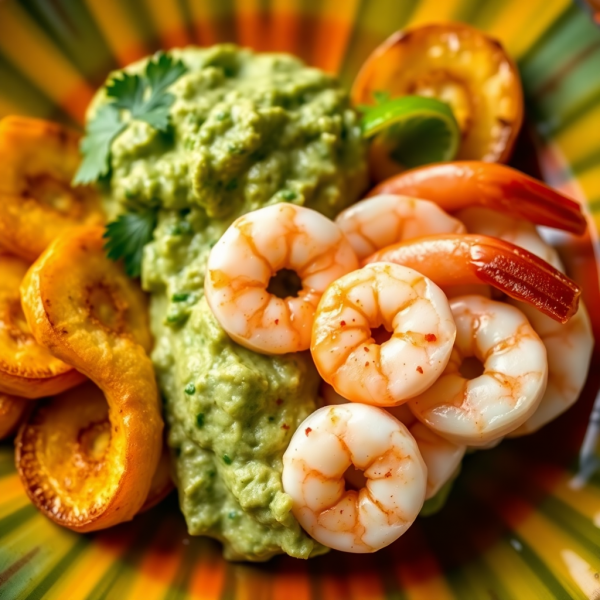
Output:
[
  {"left": 0, "top": 253, "right": 85, "bottom": 398},
  {"left": 18, "top": 226, "right": 163, "bottom": 532},
  {"left": 0, "top": 116, "right": 104, "bottom": 261},
  {"left": 16, "top": 381, "right": 172, "bottom": 516}
]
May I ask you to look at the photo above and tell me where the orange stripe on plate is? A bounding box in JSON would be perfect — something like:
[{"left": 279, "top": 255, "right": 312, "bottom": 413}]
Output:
[
  {"left": 187, "top": 1, "right": 223, "bottom": 46},
  {"left": 83, "top": 0, "right": 150, "bottom": 67},
  {"left": 188, "top": 549, "right": 226, "bottom": 599},
  {"left": 143, "top": 0, "right": 192, "bottom": 49},
  {"left": 235, "top": 0, "right": 270, "bottom": 52},
  {"left": 0, "top": 3, "right": 95, "bottom": 123},
  {"left": 310, "top": 0, "right": 361, "bottom": 73},
  {"left": 272, "top": 561, "right": 311, "bottom": 600},
  {"left": 270, "top": 0, "right": 302, "bottom": 55}
]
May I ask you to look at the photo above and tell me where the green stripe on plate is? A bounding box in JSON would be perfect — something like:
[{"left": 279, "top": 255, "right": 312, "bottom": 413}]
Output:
[
  {"left": 506, "top": 534, "right": 573, "bottom": 600},
  {"left": 22, "top": 538, "right": 88, "bottom": 600},
  {"left": 0, "top": 504, "right": 37, "bottom": 540}
]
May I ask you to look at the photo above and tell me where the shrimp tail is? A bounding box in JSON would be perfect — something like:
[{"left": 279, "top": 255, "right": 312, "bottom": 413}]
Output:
[
  {"left": 364, "top": 234, "right": 581, "bottom": 324},
  {"left": 469, "top": 236, "right": 581, "bottom": 324},
  {"left": 368, "top": 162, "right": 587, "bottom": 235}
]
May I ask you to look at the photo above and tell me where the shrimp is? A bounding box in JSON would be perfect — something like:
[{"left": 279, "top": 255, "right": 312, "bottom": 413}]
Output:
[
  {"left": 409, "top": 295, "right": 548, "bottom": 446},
  {"left": 334, "top": 194, "right": 466, "bottom": 260},
  {"left": 311, "top": 263, "right": 456, "bottom": 406},
  {"left": 458, "top": 207, "right": 594, "bottom": 435},
  {"left": 365, "top": 233, "right": 581, "bottom": 324},
  {"left": 368, "top": 161, "right": 587, "bottom": 235},
  {"left": 205, "top": 204, "right": 359, "bottom": 354},
  {"left": 322, "top": 383, "right": 465, "bottom": 499},
  {"left": 282, "top": 402, "right": 427, "bottom": 553}
]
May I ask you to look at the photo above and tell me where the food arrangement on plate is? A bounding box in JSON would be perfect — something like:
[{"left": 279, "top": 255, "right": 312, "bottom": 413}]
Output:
[{"left": 0, "top": 22, "right": 594, "bottom": 562}]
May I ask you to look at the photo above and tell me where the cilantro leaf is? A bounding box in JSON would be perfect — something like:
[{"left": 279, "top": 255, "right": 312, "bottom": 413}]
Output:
[
  {"left": 74, "top": 52, "right": 187, "bottom": 184},
  {"left": 103, "top": 205, "right": 158, "bottom": 278},
  {"left": 73, "top": 105, "right": 125, "bottom": 184}
]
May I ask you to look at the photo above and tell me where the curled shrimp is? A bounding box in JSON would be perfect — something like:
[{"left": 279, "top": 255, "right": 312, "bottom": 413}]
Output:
[
  {"left": 282, "top": 402, "right": 427, "bottom": 553},
  {"left": 311, "top": 262, "right": 456, "bottom": 406},
  {"left": 322, "top": 383, "right": 465, "bottom": 500},
  {"left": 334, "top": 194, "right": 465, "bottom": 260},
  {"left": 459, "top": 207, "right": 594, "bottom": 434},
  {"left": 409, "top": 295, "right": 548, "bottom": 446},
  {"left": 365, "top": 233, "right": 581, "bottom": 324},
  {"left": 368, "top": 162, "right": 587, "bottom": 235},
  {"left": 205, "top": 204, "right": 359, "bottom": 354}
]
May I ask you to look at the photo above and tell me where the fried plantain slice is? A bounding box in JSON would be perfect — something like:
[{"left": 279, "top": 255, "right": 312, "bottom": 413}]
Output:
[
  {"left": 19, "top": 226, "right": 162, "bottom": 531},
  {"left": 0, "top": 394, "right": 29, "bottom": 439},
  {"left": 0, "top": 116, "right": 104, "bottom": 261},
  {"left": 16, "top": 381, "right": 171, "bottom": 518},
  {"left": 0, "top": 254, "right": 85, "bottom": 398}
]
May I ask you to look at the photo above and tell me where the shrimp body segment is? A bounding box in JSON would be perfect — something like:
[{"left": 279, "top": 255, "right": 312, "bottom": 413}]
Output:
[
  {"left": 205, "top": 204, "right": 359, "bottom": 354},
  {"left": 282, "top": 403, "right": 427, "bottom": 553},
  {"left": 335, "top": 194, "right": 466, "bottom": 260},
  {"left": 365, "top": 234, "right": 581, "bottom": 324},
  {"left": 321, "top": 383, "right": 465, "bottom": 500},
  {"left": 311, "top": 263, "right": 456, "bottom": 406},
  {"left": 409, "top": 296, "right": 548, "bottom": 446},
  {"left": 368, "top": 162, "right": 587, "bottom": 235}
]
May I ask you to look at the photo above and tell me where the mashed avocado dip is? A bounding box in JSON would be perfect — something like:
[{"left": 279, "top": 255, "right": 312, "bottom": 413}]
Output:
[{"left": 96, "top": 45, "right": 367, "bottom": 560}]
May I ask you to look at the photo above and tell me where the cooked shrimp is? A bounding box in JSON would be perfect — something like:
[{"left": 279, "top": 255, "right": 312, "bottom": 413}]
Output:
[
  {"left": 311, "top": 263, "right": 456, "bottom": 406},
  {"left": 335, "top": 194, "right": 465, "bottom": 260},
  {"left": 409, "top": 295, "right": 548, "bottom": 446},
  {"left": 282, "top": 402, "right": 427, "bottom": 553},
  {"left": 459, "top": 207, "right": 594, "bottom": 434},
  {"left": 365, "top": 233, "right": 581, "bottom": 324},
  {"left": 322, "top": 383, "right": 465, "bottom": 499},
  {"left": 368, "top": 161, "right": 587, "bottom": 235},
  {"left": 205, "top": 204, "right": 359, "bottom": 354}
]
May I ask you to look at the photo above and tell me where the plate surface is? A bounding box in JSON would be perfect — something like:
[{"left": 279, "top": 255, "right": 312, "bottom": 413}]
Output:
[{"left": 1, "top": 1, "right": 600, "bottom": 598}]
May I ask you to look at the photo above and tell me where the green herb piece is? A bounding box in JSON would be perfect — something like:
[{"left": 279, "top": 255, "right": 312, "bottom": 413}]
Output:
[
  {"left": 103, "top": 203, "right": 158, "bottom": 277},
  {"left": 74, "top": 105, "right": 126, "bottom": 184},
  {"left": 196, "top": 413, "right": 205, "bottom": 427},
  {"left": 172, "top": 292, "right": 191, "bottom": 302},
  {"left": 280, "top": 189, "right": 297, "bottom": 200},
  {"left": 74, "top": 52, "right": 187, "bottom": 183},
  {"left": 223, "top": 454, "right": 232, "bottom": 465},
  {"left": 361, "top": 95, "right": 460, "bottom": 169},
  {"left": 184, "top": 383, "right": 196, "bottom": 395},
  {"left": 228, "top": 511, "right": 237, "bottom": 519}
]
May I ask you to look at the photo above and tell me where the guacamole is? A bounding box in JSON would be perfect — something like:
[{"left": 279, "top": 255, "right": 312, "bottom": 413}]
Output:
[{"left": 97, "top": 45, "right": 367, "bottom": 560}]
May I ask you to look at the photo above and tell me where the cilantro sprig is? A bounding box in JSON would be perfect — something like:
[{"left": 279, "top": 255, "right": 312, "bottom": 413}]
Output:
[
  {"left": 103, "top": 203, "right": 158, "bottom": 278},
  {"left": 74, "top": 52, "right": 187, "bottom": 184}
]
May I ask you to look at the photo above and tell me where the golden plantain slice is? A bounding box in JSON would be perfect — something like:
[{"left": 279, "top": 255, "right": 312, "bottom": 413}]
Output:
[
  {"left": 0, "top": 254, "right": 85, "bottom": 398},
  {"left": 0, "top": 116, "right": 104, "bottom": 261},
  {"left": 16, "top": 381, "right": 171, "bottom": 521},
  {"left": 19, "top": 226, "right": 162, "bottom": 532}
]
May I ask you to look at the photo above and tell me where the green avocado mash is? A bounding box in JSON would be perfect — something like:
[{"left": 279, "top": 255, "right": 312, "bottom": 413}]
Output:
[{"left": 95, "top": 45, "right": 367, "bottom": 560}]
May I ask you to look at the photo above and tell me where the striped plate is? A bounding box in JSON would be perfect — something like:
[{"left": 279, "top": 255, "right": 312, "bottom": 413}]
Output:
[{"left": 1, "top": 1, "right": 600, "bottom": 598}]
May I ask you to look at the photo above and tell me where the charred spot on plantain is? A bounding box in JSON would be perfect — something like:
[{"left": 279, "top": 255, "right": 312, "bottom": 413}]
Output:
[
  {"left": 85, "top": 281, "right": 128, "bottom": 334},
  {"left": 2, "top": 299, "right": 33, "bottom": 344},
  {"left": 23, "top": 174, "right": 84, "bottom": 217}
]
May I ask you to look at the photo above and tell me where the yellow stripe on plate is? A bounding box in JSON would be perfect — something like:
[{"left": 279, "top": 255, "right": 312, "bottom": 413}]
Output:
[
  {"left": 83, "top": 0, "right": 151, "bottom": 67},
  {"left": 554, "top": 107, "right": 600, "bottom": 166},
  {"left": 574, "top": 164, "right": 600, "bottom": 208},
  {"left": 483, "top": 540, "right": 558, "bottom": 600},
  {"left": 124, "top": 516, "right": 186, "bottom": 600},
  {"left": 483, "top": 0, "right": 569, "bottom": 59},
  {"left": 143, "top": 0, "right": 192, "bottom": 49},
  {"left": 41, "top": 532, "right": 133, "bottom": 600},
  {"left": 505, "top": 504, "right": 600, "bottom": 599},
  {"left": 407, "top": 0, "right": 464, "bottom": 27},
  {"left": 0, "top": 3, "right": 95, "bottom": 123},
  {"left": 0, "top": 475, "right": 30, "bottom": 519}
]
